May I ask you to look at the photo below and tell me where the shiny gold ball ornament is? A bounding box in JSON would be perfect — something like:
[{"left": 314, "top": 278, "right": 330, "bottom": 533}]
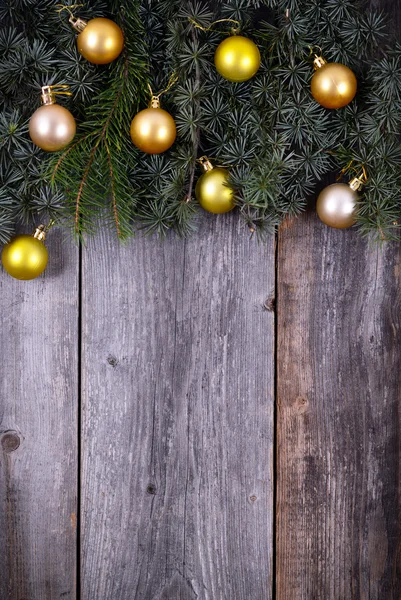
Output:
[
  {"left": 311, "top": 54, "right": 357, "bottom": 109},
  {"left": 195, "top": 157, "right": 235, "bottom": 214},
  {"left": 29, "top": 85, "right": 76, "bottom": 152},
  {"left": 130, "top": 96, "right": 176, "bottom": 154},
  {"left": 316, "top": 176, "right": 364, "bottom": 229},
  {"left": 70, "top": 16, "right": 124, "bottom": 64},
  {"left": 214, "top": 35, "right": 261, "bottom": 82},
  {"left": 2, "top": 225, "right": 49, "bottom": 280}
]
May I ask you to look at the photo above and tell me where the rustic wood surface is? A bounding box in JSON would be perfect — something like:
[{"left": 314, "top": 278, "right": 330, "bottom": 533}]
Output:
[
  {"left": 276, "top": 2, "right": 401, "bottom": 599},
  {"left": 0, "top": 233, "right": 79, "bottom": 600},
  {"left": 277, "top": 214, "right": 401, "bottom": 599},
  {"left": 80, "top": 215, "right": 275, "bottom": 599},
  {"left": 2, "top": 1, "right": 401, "bottom": 598}
]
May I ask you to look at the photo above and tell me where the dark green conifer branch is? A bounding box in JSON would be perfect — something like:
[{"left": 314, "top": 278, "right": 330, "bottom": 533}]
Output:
[
  {"left": 49, "top": 0, "right": 149, "bottom": 240},
  {"left": 0, "top": 0, "right": 400, "bottom": 242}
]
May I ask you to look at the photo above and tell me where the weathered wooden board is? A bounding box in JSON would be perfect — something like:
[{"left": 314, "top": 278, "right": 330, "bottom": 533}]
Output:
[
  {"left": 276, "top": 1, "right": 401, "bottom": 597},
  {"left": 0, "top": 233, "right": 79, "bottom": 600},
  {"left": 80, "top": 215, "right": 275, "bottom": 599},
  {"left": 276, "top": 212, "right": 401, "bottom": 599}
]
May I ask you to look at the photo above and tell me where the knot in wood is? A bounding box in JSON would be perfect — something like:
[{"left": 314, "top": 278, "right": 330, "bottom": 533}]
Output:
[
  {"left": 263, "top": 294, "right": 275, "bottom": 312},
  {"left": 1, "top": 432, "right": 20, "bottom": 453},
  {"left": 294, "top": 396, "right": 309, "bottom": 414}
]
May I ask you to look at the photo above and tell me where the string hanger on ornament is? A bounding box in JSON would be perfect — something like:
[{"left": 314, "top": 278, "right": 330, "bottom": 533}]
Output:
[
  {"left": 55, "top": 3, "right": 85, "bottom": 28},
  {"left": 40, "top": 84, "right": 72, "bottom": 105},
  {"left": 338, "top": 163, "right": 368, "bottom": 191},
  {"left": 307, "top": 46, "right": 327, "bottom": 70},
  {"left": 188, "top": 17, "right": 241, "bottom": 36},
  {"left": 147, "top": 73, "right": 179, "bottom": 108}
]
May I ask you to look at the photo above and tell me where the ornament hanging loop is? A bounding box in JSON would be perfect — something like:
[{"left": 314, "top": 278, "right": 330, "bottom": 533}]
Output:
[
  {"left": 55, "top": 3, "right": 85, "bottom": 24},
  {"left": 147, "top": 73, "right": 178, "bottom": 107},
  {"left": 188, "top": 17, "right": 241, "bottom": 35},
  {"left": 41, "top": 84, "right": 72, "bottom": 105}
]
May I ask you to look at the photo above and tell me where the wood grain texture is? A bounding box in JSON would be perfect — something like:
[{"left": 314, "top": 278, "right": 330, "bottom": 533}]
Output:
[
  {"left": 81, "top": 215, "right": 274, "bottom": 600},
  {"left": 276, "top": 211, "right": 401, "bottom": 599},
  {"left": 0, "top": 232, "right": 79, "bottom": 600}
]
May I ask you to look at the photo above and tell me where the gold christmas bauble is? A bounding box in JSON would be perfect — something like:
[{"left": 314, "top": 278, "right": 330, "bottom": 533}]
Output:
[
  {"left": 130, "top": 107, "right": 176, "bottom": 154},
  {"left": 195, "top": 167, "right": 235, "bottom": 214},
  {"left": 214, "top": 35, "right": 261, "bottom": 82},
  {"left": 2, "top": 235, "right": 48, "bottom": 280},
  {"left": 77, "top": 18, "right": 124, "bottom": 64},
  {"left": 316, "top": 183, "right": 358, "bottom": 229},
  {"left": 29, "top": 104, "right": 76, "bottom": 152},
  {"left": 311, "top": 62, "right": 357, "bottom": 109}
]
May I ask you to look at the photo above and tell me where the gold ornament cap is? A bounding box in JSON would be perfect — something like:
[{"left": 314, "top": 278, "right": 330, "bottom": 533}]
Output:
[
  {"left": 33, "top": 224, "right": 47, "bottom": 242},
  {"left": 198, "top": 156, "right": 214, "bottom": 172},
  {"left": 313, "top": 55, "right": 327, "bottom": 70},
  {"left": 40, "top": 84, "right": 72, "bottom": 105},
  {"left": 149, "top": 96, "right": 160, "bottom": 109},
  {"left": 69, "top": 15, "right": 88, "bottom": 32},
  {"left": 349, "top": 177, "right": 364, "bottom": 191}
]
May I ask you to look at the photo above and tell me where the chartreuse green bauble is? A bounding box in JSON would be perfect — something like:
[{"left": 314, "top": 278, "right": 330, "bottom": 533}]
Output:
[
  {"left": 2, "top": 226, "right": 49, "bottom": 280},
  {"left": 214, "top": 35, "right": 260, "bottom": 82},
  {"left": 195, "top": 159, "right": 235, "bottom": 214}
]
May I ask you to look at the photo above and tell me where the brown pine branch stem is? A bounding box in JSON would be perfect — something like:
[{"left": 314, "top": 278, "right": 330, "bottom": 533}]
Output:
[{"left": 104, "top": 139, "right": 121, "bottom": 238}]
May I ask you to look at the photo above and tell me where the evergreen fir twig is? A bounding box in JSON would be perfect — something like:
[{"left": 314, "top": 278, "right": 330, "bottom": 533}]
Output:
[{"left": 0, "top": 0, "right": 400, "bottom": 242}]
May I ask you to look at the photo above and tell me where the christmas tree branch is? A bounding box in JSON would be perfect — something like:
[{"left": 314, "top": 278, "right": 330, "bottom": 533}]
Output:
[{"left": 104, "top": 138, "right": 121, "bottom": 236}]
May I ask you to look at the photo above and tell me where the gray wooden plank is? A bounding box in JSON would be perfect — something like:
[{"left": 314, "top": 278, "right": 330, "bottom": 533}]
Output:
[
  {"left": 0, "top": 231, "right": 79, "bottom": 600},
  {"left": 81, "top": 215, "right": 274, "bottom": 600},
  {"left": 276, "top": 212, "right": 401, "bottom": 599}
]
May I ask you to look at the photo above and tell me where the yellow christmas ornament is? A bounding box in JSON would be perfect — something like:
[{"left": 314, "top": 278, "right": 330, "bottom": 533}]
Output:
[
  {"left": 69, "top": 15, "right": 124, "bottom": 64},
  {"left": 215, "top": 35, "right": 260, "bottom": 82},
  {"left": 195, "top": 157, "right": 235, "bottom": 214},
  {"left": 2, "top": 224, "right": 51, "bottom": 280},
  {"left": 189, "top": 18, "right": 260, "bottom": 82},
  {"left": 130, "top": 77, "right": 177, "bottom": 155},
  {"left": 29, "top": 85, "right": 76, "bottom": 152},
  {"left": 310, "top": 49, "right": 357, "bottom": 109},
  {"left": 316, "top": 170, "right": 366, "bottom": 229}
]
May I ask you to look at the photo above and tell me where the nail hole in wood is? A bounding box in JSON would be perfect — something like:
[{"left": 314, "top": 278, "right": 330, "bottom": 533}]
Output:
[
  {"left": 107, "top": 354, "right": 118, "bottom": 367},
  {"left": 147, "top": 484, "right": 157, "bottom": 495}
]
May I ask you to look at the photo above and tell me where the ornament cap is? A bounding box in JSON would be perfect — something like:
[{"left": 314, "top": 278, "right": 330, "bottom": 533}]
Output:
[
  {"left": 198, "top": 156, "right": 214, "bottom": 172},
  {"left": 40, "top": 84, "right": 72, "bottom": 106},
  {"left": 349, "top": 177, "right": 364, "bottom": 192},
  {"left": 313, "top": 55, "right": 327, "bottom": 70},
  {"left": 149, "top": 96, "right": 161, "bottom": 109},
  {"left": 69, "top": 16, "right": 88, "bottom": 32},
  {"left": 33, "top": 224, "right": 47, "bottom": 242}
]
